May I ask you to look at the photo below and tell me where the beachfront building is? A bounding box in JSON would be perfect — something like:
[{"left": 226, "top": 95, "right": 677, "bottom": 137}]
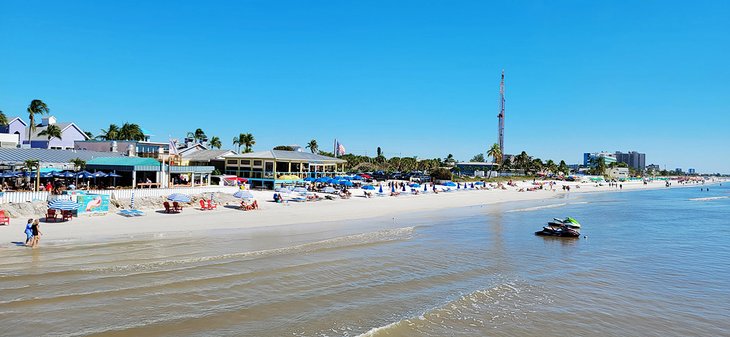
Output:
[
  {"left": 0, "top": 116, "right": 90, "bottom": 150},
  {"left": 0, "top": 148, "right": 123, "bottom": 172},
  {"left": 606, "top": 167, "right": 629, "bottom": 180},
  {"left": 180, "top": 150, "right": 236, "bottom": 173},
  {"left": 74, "top": 140, "right": 170, "bottom": 159},
  {"left": 224, "top": 150, "right": 346, "bottom": 189},
  {"left": 86, "top": 157, "right": 215, "bottom": 188},
  {"left": 455, "top": 162, "right": 499, "bottom": 177}
]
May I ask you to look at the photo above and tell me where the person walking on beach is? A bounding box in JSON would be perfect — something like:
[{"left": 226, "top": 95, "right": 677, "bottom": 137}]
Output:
[
  {"left": 24, "top": 219, "right": 33, "bottom": 246},
  {"left": 30, "top": 219, "right": 42, "bottom": 248}
]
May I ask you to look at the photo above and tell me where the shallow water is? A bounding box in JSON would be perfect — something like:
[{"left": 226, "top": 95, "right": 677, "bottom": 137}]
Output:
[{"left": 1, "top": 184, "right": 729, "bottom": 336}]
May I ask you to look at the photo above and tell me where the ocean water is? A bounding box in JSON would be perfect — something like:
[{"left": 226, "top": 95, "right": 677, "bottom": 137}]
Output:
[{"left": 1, "top": 184, "right": 729, "bottom": 336}]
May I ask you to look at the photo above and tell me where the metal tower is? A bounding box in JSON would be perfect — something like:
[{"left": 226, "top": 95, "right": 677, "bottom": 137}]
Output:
[{"left": 497, "top": 70, "right": 505, "bottom": 161}]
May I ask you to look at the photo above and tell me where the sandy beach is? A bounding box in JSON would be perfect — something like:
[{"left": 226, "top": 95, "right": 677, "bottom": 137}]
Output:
[{"left": 0, "top": 179, "right": 715, "bottom": 246}]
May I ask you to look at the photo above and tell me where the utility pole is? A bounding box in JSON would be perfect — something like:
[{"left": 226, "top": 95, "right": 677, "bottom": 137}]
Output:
[{"left": 498, "top": 70, "right": 505, "bottom": 163}]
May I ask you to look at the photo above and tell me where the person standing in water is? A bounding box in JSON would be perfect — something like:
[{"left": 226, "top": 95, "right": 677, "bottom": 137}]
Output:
[
  {"left": 24, "top": 219, "right": 33, "bottom": 246},
  {"left": 30, "top": 219, "right": 42, "bottom": 248}
]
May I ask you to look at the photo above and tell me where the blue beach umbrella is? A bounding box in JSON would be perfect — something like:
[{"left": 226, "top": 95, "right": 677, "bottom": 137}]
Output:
[
  {"left": 48, "top": 199, "right": 80, "bottom": 211},
  {"left": 409, "top": 183, "right": 421, "bottom": 188},
  {"left": 107, "top": 172, "right": 122, "bottom": 178},
  {"left": 167, "top": 193, "right": 191, "bottom": 203},
  {"left": 233, "top": 190, "right": 254, "bottom": 199},
  {"left": 304, "top": 177, "right": 316, "bottom": 182},
  {"left": 362, "top": 185, "right": 375, "bottom": 190},
  {"left": 342, "top": 181, "right": 354, "bottom": 187},
  {"left": 352, "top": 175, "right": 363, "bottom": 181},
  {"left": 475, "top": 181, "right": 485, "bottom": 185},
  {"left": 315, "top": 177, "right": 329, "bottom": 183},
  {"left": 443, "top": 182, "right": 457, "bottom": 187},
  {"left": 92, "top": 171, "right": 108, "bottom": 178},
  {"left": 76, "top": 171, "right": 95, "bottom": 179}
]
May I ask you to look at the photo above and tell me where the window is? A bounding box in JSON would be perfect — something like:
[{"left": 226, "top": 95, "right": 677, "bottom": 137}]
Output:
[
  {"left": 241, "top": 160, "right": 251, "bottom": 165},
  {"left": 253, "top": 160, "right": 262, "bottom": 166}
]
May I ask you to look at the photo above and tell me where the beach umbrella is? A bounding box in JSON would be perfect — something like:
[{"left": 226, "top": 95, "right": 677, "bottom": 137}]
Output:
[
  {"left": 293, "top": 187, "right": 308, "bottom": 194},
  {"left": 92, "top": 171, "right": 108, "bottom": 178},
  {"left": 475, "top": 181, "right": 484, "bottom": 185},
  {"left": 167, "top": 193, "right": 191, "bottom": 203},
  {"left": 48, "top": 199, "right": 80, "bottom": 211},
  {"left": 352, "top": 175, "right": 363, "bottom": 180},
  {"left": 379, "top": 185, "right": 383, "bottom": 193},
  {"left": 362, "top": 185, "right": 375, "bottom": 190},
  {"left": 233, "top": 190, "right": 254, "bottom": 199},
  {"left": 324, "top": 187, "right": 336, "bottom": 193},
  {"left": 315, "top": 177, "right": 329, "bottom": 183},
  {"left": 409, "top": 183, "right": 421, "bottom": 188},
  {"left": 443, "top": 182, "right": 456, "bottom": 187},
  {"left": 106, "top": 172, "right": 122, "bottom": 178},
  {"left": 76, "top": 171, "right": 95, "bottom": 179},
  {"left": 304, "top": 177, "right": 316, "bottom": 182},
  {"left": 342, "top": 181, "right": 353, "bottom": 187}
]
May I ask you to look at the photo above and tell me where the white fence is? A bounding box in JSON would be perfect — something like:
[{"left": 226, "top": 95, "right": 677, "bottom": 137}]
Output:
[{"left": 0, "top": 186, "right": 239, "bottom": 204}]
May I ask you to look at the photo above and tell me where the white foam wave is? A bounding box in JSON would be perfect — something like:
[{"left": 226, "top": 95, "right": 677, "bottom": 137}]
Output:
[
  {"left": 88, "top": 226, "right": 416, "bottom": 273},
  {"left": 689, "top": 196, "right": 728, "bottom": 201}
]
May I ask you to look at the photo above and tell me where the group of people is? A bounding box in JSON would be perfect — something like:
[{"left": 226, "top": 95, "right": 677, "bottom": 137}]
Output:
[{"left": 23, "top": 219, "right": 42, "bottom": 248}]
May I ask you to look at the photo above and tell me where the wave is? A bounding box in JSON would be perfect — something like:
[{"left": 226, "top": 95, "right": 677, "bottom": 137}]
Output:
[
  {"left": 84, "top": 226, "right": 416, "bottom": 273},
  {"left": 357, "top": 281, "right": 547, "bottom": 337},
  {"left": 689, "top": 196, "right": 728, "bottom": 201}
]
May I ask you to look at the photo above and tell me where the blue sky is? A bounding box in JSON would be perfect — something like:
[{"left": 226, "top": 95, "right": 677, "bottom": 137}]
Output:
[{"left": 1, "top": 1, "right": 728, "bottom": 173}]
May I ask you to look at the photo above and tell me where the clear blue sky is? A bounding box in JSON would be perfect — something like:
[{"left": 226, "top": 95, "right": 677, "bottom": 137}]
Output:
[{"left": 1, "top": 1, "right": 728, "bottom": 173}]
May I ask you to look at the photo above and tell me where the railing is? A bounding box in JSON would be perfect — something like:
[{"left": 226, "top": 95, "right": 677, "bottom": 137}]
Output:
[{"left": 0, "top": 186, "right": 239, "bottom": 203}]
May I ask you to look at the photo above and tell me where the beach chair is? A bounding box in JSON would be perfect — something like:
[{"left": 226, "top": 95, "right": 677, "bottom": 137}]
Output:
[
  {"left": 207, "top": 200, "right": 217, "bottom": 210},
  {"left": 173, "top": 202, "right": 183, "bottom": 212},
  {"left": 46, "top": 209, "right": 59, "bottom": 222},
  {"left": 163, "top": 201, "right": 173, "bottom": 213},
  {"left": 199, "top": 199, "right": 208, "bottom": 210},
  {"left": 0, "top": 210, "right": 9, "bottom": 225},
  {"left": 62, "top": 210, "right": 73, "bottom": 221}
]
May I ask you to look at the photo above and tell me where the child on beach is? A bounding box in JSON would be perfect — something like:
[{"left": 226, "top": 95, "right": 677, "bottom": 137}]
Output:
[
  {"left": 30, "top": 219, "right": 41, "bottom": 248},
  {"left": 24, "top": 219, "right": 33, "bottom": 246}
]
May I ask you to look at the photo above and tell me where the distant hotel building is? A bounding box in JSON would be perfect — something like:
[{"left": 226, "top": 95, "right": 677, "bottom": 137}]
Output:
[
  {"left": 584, "top": 151, "right": 646, "bottom": 172},
  {"left": 615, "top": 151, "right": 646, "bottom": 172}
]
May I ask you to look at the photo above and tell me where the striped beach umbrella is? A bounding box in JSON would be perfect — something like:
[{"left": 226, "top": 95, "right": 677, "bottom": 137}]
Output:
[
  {"left": 48, "top": 199, "right": 80, "bottom": 211},
  {"left": 167, "top": 193, "right": 191, "bottom": 203}
]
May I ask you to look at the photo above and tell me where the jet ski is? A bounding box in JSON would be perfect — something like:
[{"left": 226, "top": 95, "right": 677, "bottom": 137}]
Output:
[{"left": 536, "top": 217, "right": 581, "bottom": 237}]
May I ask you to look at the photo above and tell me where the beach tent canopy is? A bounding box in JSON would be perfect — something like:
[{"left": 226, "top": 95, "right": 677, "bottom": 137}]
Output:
[{"left": 48, "top": 199, "right": 80, "bottom": 210}]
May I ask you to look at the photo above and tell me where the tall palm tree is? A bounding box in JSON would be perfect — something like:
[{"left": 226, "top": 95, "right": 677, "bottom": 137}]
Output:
[
  {"left": 98, "top": 124, "right": 120, "bottom": 140},
  {"left": 209, "top": 136, "right": 222, "bottom": 149},
  {"left": 487, "top": 143, "right": 502, "bottom": 164},
  {"left": 558, "top": 160, "right": 569, "bottom": 175},
  {"left": 27, "top": 99, "right": 50, "bottom": 144},
  {"left": 69, "top": 158, "right": 86, "bottom": 171},
  {"left": 241, "top": 133, "right": 255, "bottom": 153},
  {"left": 194, "top": 128, "right": 206, "bottom": 143},
  {"left": 118, "top": 123, "right": 144, "bottom": 141},
  {"left": 306, "top": 139, "right": 319, "bottom": 153},
  {"left": 0, "top": 110, "right": 7, "bottom": 126},
  {"left": 232, "top": 133, "right": 244, "bottom": 153},
  {"left": 545, "top": 159, "right": 557, "bottom": 174},
  {"left": 38, "top": 124, "right": 63, "bottom": 141}
]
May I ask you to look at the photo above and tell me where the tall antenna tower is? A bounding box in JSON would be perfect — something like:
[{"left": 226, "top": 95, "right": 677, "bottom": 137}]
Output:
[{"left": 497, "top": 70, "right": 505, "bottom": 161}]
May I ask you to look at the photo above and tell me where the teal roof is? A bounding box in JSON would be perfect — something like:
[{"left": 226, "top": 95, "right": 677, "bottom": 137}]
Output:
[
  {"left": 87, "top": 157, "right": 162, "bottom": 172},
  {"left": 88, "top": 157, "right": 160, "bottom": 166}
]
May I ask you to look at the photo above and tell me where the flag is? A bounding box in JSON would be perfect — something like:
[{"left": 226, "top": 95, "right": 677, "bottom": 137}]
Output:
[
  {"left": 169, "top": 138, "right": 179, "bottom": 156},
  {"left": 337, "top": 141, "right": 346, "bottom": 156}
]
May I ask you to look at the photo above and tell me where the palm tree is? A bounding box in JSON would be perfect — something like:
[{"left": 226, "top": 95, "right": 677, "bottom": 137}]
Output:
[
  {"left": 69, "top": 158, "right": 86, "bottom": 171},
  {"left": 118, "top": 123, "right": 144, "bottom": 141},
  {"left": 590, "top": 156, "right": 607, "bottom": 176},
  {"left": 209, "top": 136, "right": 222, "bottom": 149},
  {"left": 23, "top": 159, "right": 40, "bottom": 191},
  {"left": 98, "top": 124, "right": 120, "bottom": 140},
  {"left": 487, "top": 143, "right": 502, "bottom": 164},
  {"left": 38, "top": 124, "right": 63, "bottom": 141},
  {"left": 194, "top": 128, "right": 206, "bottom": 143},
  {"left": 241, "top": 133, "right": 255, "bottom": 153},
  {"left": 27, "top": 99, "right": 50, "bottom": 144},
  {"left": 306, "top": 139, "right": 319, "bottom": 153},
  {"left": 84, "top": 131, "right": 94, "bottom": 139},
  {"left": 514, "top": 151, "right": 530, "bottom": 170},
  {"left": 558, "top": 160, "right": 569, "bottom": 175},
  {"left": 500, "top": 157, "right": 512, "bottom": 172},
  {"left": 232, "top": 134, "right": 243, "bottom": 153},
  {"left": 0, "top": 110, "right": 7, "bottom": 126},
  {"left": 545, "top": 159, "right": 557, "bottom": 174}
]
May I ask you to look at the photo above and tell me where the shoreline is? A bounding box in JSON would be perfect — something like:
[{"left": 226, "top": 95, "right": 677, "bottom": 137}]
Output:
[{"left": 0, "top": 179, "right": 719, "bottom": 247}]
